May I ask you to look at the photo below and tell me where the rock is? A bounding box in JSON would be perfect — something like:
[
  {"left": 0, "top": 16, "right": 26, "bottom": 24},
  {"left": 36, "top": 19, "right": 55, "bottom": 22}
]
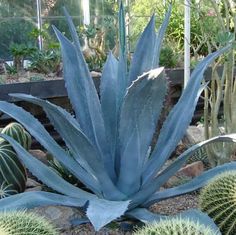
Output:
[
  {"left": 164, "top": 174, "right": 192, "bottom": 188},
  {"left": 29, "top": 149, "right": 48, "bottom": 165},
  {"left": 25, "top": 185, "right": 42, "bottom": 192},
  {"left": 91, "top": 71, "right": 101, "bottom": 78},
  {"left": 178, "top": 161, "right": 204, "bottom": 177},
  {"left": 29, "top": 206, "right": 84, "bottom": 232},
  {"left": 26, "top": 178, "right": 41, "bottom": 188},
  {"left": 183, "top": 125, "right": 205, "bottom": 145}
]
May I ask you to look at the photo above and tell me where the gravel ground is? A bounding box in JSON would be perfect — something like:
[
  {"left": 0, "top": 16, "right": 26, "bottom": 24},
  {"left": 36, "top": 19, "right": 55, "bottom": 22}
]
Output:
[
  {"left": 61, "top": 193, "right": 199, "bottom": 235},
  {"left": 150, "top": 193, "right": 199, "bottom": 215}
]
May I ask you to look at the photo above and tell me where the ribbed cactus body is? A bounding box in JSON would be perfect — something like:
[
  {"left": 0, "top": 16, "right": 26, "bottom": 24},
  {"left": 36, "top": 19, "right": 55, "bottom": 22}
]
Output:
[
  {"left": 199, "top": 171, "right": 236, "bottom": 235},
  {"left": 1, "top": 122, "right": 31, "bottom": 150},
  {"left": 187, "top": 146, "right": 208, "bottom": 164},
  {"left": 133, "top": 218, "right": 218, "bottom": 235},
  {"left": 0, "top": 142, "right": 26, "bottom": 198},
  {"left": 0, "top": 122, "right": 31, "bottom": 198},
  {"left": 0, "top": 211, "right": 58, "bottom": 235}
]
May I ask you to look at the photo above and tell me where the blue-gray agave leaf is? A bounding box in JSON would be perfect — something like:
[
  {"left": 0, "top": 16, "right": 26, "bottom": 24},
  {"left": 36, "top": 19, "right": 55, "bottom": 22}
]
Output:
[
  {"left": 145, "top": 161, "right": 236, "bottom": 207},
  {"left": 142, "top": 44, "right": 232, "bottom": 184},
  {"left": 0, "top": 2, "right": 234, "bottom": 232},
  {"left": 116, "top": 1, "right": 128, "bottom": 110},
  {"left": 0, "top": 133, "right": 95, "bottom": 200},
  {"left": 53, "top": 26, "right": 113, "bottom": 180},
  {"left": 0, "top": 191, "right": 87, "bottom": 211},
  {"left": 100, "top": 52, "right": 119, "bottom": 165},
  {"left": 9, "top": 94, "right": 125, "bottom": 201},
  {"left": 87, "top": 198, "right": 130, "bottom": 231},
  {"left": 128, "top": 5, "right": 171, "bottom": 85},
  {"left": 126, "top": 208, "right": 165, "bottom": 223},
  {"left": 153, "top": 5, "right": 172, "bottom": 67},
  {"left": 117, "top": 68, "right": 167, "bottom": 195},
  {"left": 0, "top": 101, "right": 100, "bottom": 193}
]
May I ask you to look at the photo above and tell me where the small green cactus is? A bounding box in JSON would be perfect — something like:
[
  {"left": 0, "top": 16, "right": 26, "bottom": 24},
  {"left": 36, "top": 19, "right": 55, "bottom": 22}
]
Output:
[
  {"left": 0, "top": 211, "right": 58, "bottom": 235},
  {"left": 0, "top": 122, "right": 31, "bottom": 198},
  {"left": 0, "top": 142, "right": 27, "bottom": 198},
  {"left": 186, "top": 145, "right": 209, "bottom": 165},
  {"left": 133, "top": 218, "right": 218, "bottom": 235},
  {"left": 1, "top": 122, "right": 32, "bottom": 150},
  {"left": 199, "top": 171, "right": 236, "bottom": 235}
]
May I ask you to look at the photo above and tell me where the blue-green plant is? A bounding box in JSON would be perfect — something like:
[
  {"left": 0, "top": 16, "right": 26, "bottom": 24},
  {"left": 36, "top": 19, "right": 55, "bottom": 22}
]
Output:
[{"left": 0, "top": 3, "right": 234, "bottom": 231}]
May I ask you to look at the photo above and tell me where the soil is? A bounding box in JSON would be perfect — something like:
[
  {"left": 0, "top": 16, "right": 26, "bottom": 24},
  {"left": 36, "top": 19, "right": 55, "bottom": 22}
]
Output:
[
  {"left": 0, "top": 70, "right": 101, "bottom": 84},
  {"left": 2, "top": 71, "right": 63, "bottom": 84}
]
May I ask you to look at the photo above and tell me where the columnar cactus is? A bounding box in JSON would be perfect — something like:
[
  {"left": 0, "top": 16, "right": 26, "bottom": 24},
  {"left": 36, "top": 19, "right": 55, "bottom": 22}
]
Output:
[
  {"left": 199, "top": 171, "right": 236, "bottom": 235},
  {"left": 0, "top": 211, "right": 58, "bottom": 235},
  {"left": 133, "top": 218, "right": 219, "bottom": 235}
]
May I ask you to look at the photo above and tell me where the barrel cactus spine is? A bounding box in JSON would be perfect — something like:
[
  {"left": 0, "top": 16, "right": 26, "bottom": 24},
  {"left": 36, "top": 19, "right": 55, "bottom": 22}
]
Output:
[
  {"left": 199, "top": 171, "right": 236, "bottom": 235},
  {"left": 0, "top": 210, "right": 58, "bottom": 235},
  {"left": 133, "top": 217, "right": 219, "bottom": 235}
]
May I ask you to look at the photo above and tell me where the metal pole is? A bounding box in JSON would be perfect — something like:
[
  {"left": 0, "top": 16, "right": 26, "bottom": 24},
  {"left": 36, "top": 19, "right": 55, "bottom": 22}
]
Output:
[
  {"left": 125, "top": 0, "right": 130, "bottom": 53},
  {"left": 184, "top": 0, "right": 191, "bottom": 88},
  {"left": 82, "top": 0, "right": 90, "bottom": 26},
  {"left": 36, "top": 0, "right": 43, "bottom": 50}
]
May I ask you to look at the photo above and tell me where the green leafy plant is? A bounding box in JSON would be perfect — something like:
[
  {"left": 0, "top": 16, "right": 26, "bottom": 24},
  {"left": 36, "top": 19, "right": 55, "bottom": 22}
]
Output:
[
  {"left": 0, "top": 75, "right": 6, "bottom": 84},
  {"left": 29, "top": 49, "right": 61, "bottom": 75},
  {"left": 48, "top": 149, "right": 82, "bottom": 188},
  {"left": 199, "top": 171, "right": 236, "bottom": 235},
  {"left": 10, "top": 43, "right": 36, "bottom": 72},
  {"left": 159, "top": 45, "right": 178, "bottom": 68},
  {"left": 5, "top": 63, "right": 17, "bottom": 76},
  {"left": 0, "top": 210, "right": 57, "bottom": 235},
  {"left": 0, "top": 3, "right": 234, "bottom": 231},
  {"left": 29, "top": 24, "right": 60, "bottom": 51}
]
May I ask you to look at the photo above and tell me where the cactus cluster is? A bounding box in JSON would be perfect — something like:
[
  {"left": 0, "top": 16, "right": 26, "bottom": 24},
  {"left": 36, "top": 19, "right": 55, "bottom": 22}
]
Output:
[
  {"left": 0, "top": 210, "right": 57, "bottom": 235},
  {"left": 199, "top": 171, "right": 236, "bottom": 235},
  {"left": 133, "top": 218, "right": 218, "bottom": 235},
  {"left": 0, "top": 122, "right": 31, "bottom": 198}
]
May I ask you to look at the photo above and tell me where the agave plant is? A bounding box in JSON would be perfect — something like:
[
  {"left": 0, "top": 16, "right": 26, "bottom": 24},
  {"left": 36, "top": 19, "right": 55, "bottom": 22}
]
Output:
[{"left": 0, "top": 2, "right": 235, "bottom": 231}]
